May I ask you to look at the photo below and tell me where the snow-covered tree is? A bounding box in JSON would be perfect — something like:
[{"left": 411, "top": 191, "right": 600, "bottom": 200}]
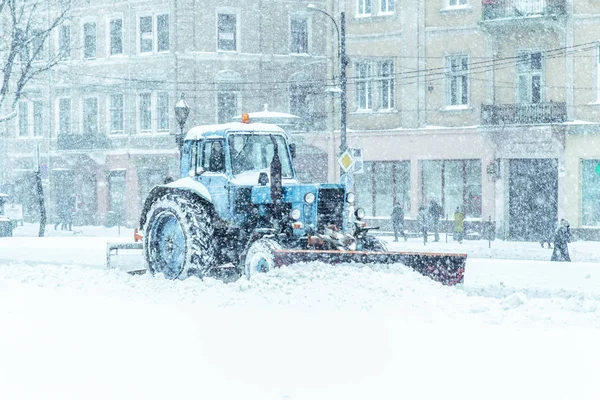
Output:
[{"left": 0, "top": 0, "right": 72, "bottom": 122}]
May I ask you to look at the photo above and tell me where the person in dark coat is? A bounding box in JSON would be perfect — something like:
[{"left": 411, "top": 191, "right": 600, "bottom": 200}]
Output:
[
  {"left": 551, "top": 219, "right": 572, "bottom": 262},
  {"left": 428, "top": 199, "right": 443, "bottom": 242},
  {"left": 417, "top": 205, "right": 428, "bottom": 245},
  {"left": 391, "top": 203, "right": 407, "bottom": 242}
]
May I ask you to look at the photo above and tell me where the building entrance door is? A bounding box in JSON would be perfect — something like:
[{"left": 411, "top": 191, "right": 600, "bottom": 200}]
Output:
[{"left": 509, "top": 158, "right": 557, "bottom": 241}]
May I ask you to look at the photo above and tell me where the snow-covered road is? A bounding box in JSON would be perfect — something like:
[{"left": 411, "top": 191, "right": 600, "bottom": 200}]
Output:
[{"left": 1, "top": 229, "right": 599, "bottom": 399}]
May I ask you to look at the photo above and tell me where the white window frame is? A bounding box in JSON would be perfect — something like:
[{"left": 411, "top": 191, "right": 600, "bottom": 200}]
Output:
[
  {"left": 138, "top": 92, "right": 152, "bottom": 132},
  {"left": 378, "top": 60, "right": 395, "bottom": 110},
  {"left": 57, "top": 23, "right": 71, "bottom": 60},
  {"left": 290, "top": 15, "right": 310, "bottom": 55},
  {"left": 16, "top": 100, "right": 44, "bottom": 138},
  {"left": 107, "top": 16, "right": 124, "bottom": 57},
  {"left": 216, "top": 9, "right": 239, "bottom": 52},
  {"left": 57, "top": 97, "right": 72, "bottom": 136},
  {"left": 137, "top": 13, "right": 170, "bottom": 55},
  {"left": 515, "top": 50, "right": 544, "bottom": 104},
  {"left": 380, "top": 0, "right": 395, "bottom": 14},
  {"left": 448, "top": 0, "right": 468, "bottom": 7},
  {"left": 108, "top": 93, "right": 124, "bottom": 134},
  {"left": 156, "top": 92, "right": 169, "bottom": 132},
  {"left": 82, "top": 97, "right": 99, "bottom": 136},
  {"left": 357, "top": 0, "right": 372, "bottom": 16},
  {"left": 82, "top": 20, "right": 97, "bottom": 60},
  {"left": 445, "top": 54, "right": 469, "bottom": 106},
  {"left": 355, "top": 61, "right": 372, "bottom": 111},
  {"left": 17, "top": 100, "right": 29, "bottom": 137}
]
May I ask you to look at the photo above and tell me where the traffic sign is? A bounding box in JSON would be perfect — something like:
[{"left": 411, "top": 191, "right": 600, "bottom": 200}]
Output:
[
  {"left": 351, "top": 148, "right": 363, "bottom": 174},
  {"left": 337, "top": 150, "right": 355, "bottom": 172}
]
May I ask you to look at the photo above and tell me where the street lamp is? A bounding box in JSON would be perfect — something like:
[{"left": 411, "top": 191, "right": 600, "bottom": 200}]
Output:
[
  {"left": 307, "top": 3, "right": 347, "bottom": 155},
  {"left": 174, "top": 93, "right": 190, "bottom": 151}
]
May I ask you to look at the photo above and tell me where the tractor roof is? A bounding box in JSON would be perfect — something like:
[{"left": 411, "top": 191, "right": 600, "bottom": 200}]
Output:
[
  {"left": 0, "top": 193, "right": 8, "bottom": 198},
  {"left": 185, "top": 122, "right": 286, "bottom": 141}
]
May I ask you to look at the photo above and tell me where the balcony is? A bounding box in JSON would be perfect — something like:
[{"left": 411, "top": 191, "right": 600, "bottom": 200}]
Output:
[
  {"left": 481, "top": 102, "right": 567, "bottom": 125},
  {"left": 482, "top": 0, "right": 566, "bottom": 21},
  {"left": 56, "top": 134, "right": 112, "bottom": 151}
]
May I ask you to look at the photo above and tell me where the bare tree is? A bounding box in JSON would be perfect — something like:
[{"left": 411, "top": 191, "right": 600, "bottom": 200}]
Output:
[{"left": 0, "top": 0, "right": 72, "bottom": 122}]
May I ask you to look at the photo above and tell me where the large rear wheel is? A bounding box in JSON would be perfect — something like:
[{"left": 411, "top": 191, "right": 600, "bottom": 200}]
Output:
[
  {"left": 143, "top": 193, "right": 215, "bottom": 279},
  {"left": 243, "top": 238, "right": 282, "bottom": 278}
]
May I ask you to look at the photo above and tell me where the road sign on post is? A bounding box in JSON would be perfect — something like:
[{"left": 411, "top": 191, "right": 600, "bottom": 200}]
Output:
[
  {"left": 340, "top": 173, "right": 354, "bottom": 191},
  {"left": 337, "top": 150, "right": 355, "bottom": 173},
  {"left": 351, "top": 148, "right": 363, "bottom": 174}
]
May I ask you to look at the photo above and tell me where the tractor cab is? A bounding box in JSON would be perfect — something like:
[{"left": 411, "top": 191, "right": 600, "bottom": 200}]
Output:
[{"left": 0, "top": 193, "right": 13, "bottom": 237}]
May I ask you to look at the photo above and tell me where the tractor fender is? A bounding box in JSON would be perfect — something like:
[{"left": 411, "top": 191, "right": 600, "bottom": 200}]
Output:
[{"left": 139, "top": 177, "right": 213, "bottom": 229}]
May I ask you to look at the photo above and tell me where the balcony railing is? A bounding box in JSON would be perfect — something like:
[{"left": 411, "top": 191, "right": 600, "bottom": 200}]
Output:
[
  {"left": 482, "top": 0, "right": 566, "bottom": 21},
  {"left": 56, "top": 133, "right": 112, "bottom": 151},
  {"left": 481, "top": 102, "right": 567, "bottom": 125}
]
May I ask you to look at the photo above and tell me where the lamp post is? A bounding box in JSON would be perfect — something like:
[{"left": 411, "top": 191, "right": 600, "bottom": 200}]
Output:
[
  {"left": 174, "top": 93, "right": 190, "bottom": 151},
  {"left": 307, "top": 4, "right": 348, "bottom": 155}
]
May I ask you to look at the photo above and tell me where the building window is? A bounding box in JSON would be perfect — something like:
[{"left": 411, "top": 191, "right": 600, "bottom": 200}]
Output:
[
  {"left": 110, "top": 94, "right": 124, "bottom": 133},
  {"left": 18, "top": 101, "right": 28, "bottom": 137},
  {"left": 421, "top": 159, "right": 482, "bottom": 218},
  {"left": 83, "top": 97, "right": 98, "bottom": 135},
  {"left": 217, "top": 92, "right": 237, "bottom": 124},
  {"left": 139, "top": 14, "right": 169, "bottom": 54},
  {"left": 58, "top": 98, "right": 71, "bottom": 135},
  {"left": 109, "top": 18, "right": 123, "bottom": 56},
  {"left": 448, "top": 0, "right": 468, "bottom": 6},
  {"left": 290, "top": 17, "right": 308, "bottom": 54},
  {"left": 59, "top": 25, "right": 71, "bottom": 60},
  {"left": 83, "top": 22, "right": 96, "bottom": 59},
  {"left": 32, "top": 29, "right": 45, "bottom": 61},
  {"left": 157, "top": 92, "right": 169, "bottom": 131},
  {"left": 517, "top": 51, "right": 543, "bottom": 104},
  {"left": 381, "top": 0, "right": 395, "bottom": 13},
  {"left": 582, "top": 160, "right": 600, "bottom": 226},
  {"left": 357, "top": 0, "right": 372, "bottom": 15},
  {"left": 108, "top": 170, "right": 126, "bottom": 225},
  {"left": 139, "top": 93, "right": 152, "bottom": 131},
  {"left": 355, "top": 61, "right": 372, "bottom": 110},
  {"left": 218, "top": 13, "right": 237, "bottom": 51},
  {"left": 33, "top": 101, "right": 43, "bottom": 137},
  {"left": 446, "top": 55, "right": 469, "bottom": 106},
  {"left": 157, "top": 14, "right": 169, "bottom": 52},
  {"left": 379, "top": 60, "right": 395, "bottom": 110},
  {"left": 354, "top": 161, "right": 410, "bottom": 217}
]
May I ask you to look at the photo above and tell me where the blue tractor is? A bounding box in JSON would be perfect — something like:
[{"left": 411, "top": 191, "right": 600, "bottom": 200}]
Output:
[{"left": 139, "top": 120, "right": 466, "bottom": 285}]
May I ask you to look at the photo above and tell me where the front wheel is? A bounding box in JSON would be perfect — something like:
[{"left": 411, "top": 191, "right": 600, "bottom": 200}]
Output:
[
  {"left": 359, "top": 235, "right": 388, "bottom": 252},
  {"left": 243, "top": 238, "right": 282, "bottom": 278}
]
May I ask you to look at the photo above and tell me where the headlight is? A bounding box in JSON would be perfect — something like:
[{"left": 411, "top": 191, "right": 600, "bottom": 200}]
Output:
[
  {"left": 346, "top": 192, "right": 355, "bottom": 203},
  {"left": 290, "top": 208, "right": 301, "bottom": 220},
  {"left": 355, "top": 208, "right": 365, "bottom": 220},
  {"left": 304, "top": 192, "right": 315, "bottom": 204}
]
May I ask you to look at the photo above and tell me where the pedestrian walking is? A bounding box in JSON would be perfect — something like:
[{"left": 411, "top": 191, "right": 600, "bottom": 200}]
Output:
[
  {"left": 391, "top": 203, "right": 407, "bottom": 242},
  {"left": 417, "top": 205, "right": 428, "bottom": 245},
  {"left": 551, "top": 219, "right": 572, "bottom": 262},
  {"left": 429, "top": 199, "right": 443, "bottom": 242},
  {"left": 454, "top": 207, "right": 465, "bottom": 244}
]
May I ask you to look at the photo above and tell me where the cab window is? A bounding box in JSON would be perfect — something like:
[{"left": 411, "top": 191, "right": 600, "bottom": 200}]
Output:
[{"left": 201, "top": 140, "right": 226, "bottom": 173}]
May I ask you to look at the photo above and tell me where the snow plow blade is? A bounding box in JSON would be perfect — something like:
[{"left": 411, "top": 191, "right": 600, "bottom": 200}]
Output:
[{"left": 273, "top": 249, "right": 466, "bottom": 286}]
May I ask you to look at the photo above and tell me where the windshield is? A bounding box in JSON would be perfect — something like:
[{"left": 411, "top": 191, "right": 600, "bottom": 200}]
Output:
[{"left": 229, "top": 133, "right": 294, "bottom": 178}]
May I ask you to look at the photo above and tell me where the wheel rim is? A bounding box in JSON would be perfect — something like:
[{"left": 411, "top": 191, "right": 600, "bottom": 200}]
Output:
[
  {"left": 248, "top": 253, "right": 272, "bottom": 275},
  {"left": 150, "top": 211, "right": 185, "bottom": 279}
]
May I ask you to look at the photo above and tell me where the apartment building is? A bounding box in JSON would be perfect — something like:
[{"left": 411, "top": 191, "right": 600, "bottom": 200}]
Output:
[
  {"left": 304, "top": 0, "right": 600, "bottom": 240},
  {"left": 0, "top": 0, "right": 329, "bottom": 227}
]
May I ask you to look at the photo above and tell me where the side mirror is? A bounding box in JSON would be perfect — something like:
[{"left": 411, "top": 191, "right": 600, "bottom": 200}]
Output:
[
  {"left": 189, "top": 167, "right": 204, "bottom": 177},
  {"left": 289, "top": 143, "right": 296, "bottom": 159}
]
